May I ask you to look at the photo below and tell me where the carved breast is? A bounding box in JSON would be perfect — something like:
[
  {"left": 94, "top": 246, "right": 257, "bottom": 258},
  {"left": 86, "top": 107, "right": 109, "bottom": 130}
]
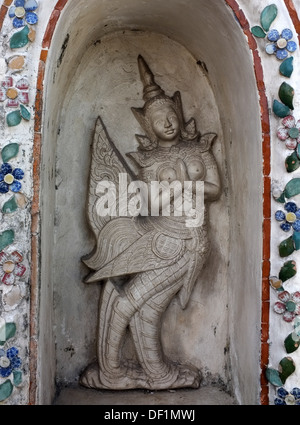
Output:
[
  {"left": 186, "top": 158, "right": 206, "bottom": 181},
  {"left": 129, "top": 141, "right": 208, "bottom": 183},
  {"left": 158, "top": 166, "right": 177, "bottom": 183}
]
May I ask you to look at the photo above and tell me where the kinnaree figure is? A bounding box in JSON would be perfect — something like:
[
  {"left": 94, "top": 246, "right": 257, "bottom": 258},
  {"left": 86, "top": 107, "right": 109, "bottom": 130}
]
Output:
[{"left": 80, "top": 55, "right": 221, "bottom": 390}]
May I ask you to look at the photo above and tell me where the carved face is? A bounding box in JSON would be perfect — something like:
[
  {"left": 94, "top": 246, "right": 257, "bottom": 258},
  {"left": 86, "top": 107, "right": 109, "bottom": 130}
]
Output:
[{"left": 148, "top": 104, "right": 180, "bottom": 145}]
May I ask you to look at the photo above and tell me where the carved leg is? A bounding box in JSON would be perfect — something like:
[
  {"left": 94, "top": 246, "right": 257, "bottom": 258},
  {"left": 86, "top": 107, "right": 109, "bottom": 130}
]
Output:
[
  {"left": 129, "top": 284, "right": 201, "bottom": 390},
  {"left": 80, "top": 279, "right": 145, "bottom": 389},
  {"left": 80, "top": 252, "right": 200, "bottom": 390}
]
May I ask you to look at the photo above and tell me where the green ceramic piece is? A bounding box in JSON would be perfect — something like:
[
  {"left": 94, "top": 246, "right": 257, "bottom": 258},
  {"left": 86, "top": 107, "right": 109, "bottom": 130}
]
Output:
[
  {"left": 278, "top": 260, "right": 297, "bottom": 282},
  {"left": 10, "top": 25, "right": 30, "bottom": 49},
  {"left": 251, "top": 25, "right": 266, "bottom": 38},
  {"left": 273, "top": 99, "right": 290, "bottom": 118},
  {"left": 284, "top": 332, "right": 300, "bottom": 354},
  {"left": 2, "top": 196, "right": 18, "bottom": 214},
  {"left": 285, "top": 151, "right": 300, "bottom": 173},
  {"left": 284, "top": 178, "right": 300, "bottom": 198},
  {"left": 280, "top": 57, "right": 294, "bottom": 78},
  {"left": 286, "top": 300, "right": 296, "bottom": 312},
  {"left": 6, "top": 110, "right": 22, "bottom": 127},
  {"left": 279, "top": 357, "right": 296, "bottom": 384},
  {"left": 0, "top": 380, "right": 13, "bottom": 402},
  {"left": 293, "top": 231, "right": 300, "bottom": 250},
  {"left": 289, "top": 128, "right": 299, "bottom": 139},
  {"left": 0, "top": 322, "right": 16, "bottom": 345},
  {"left": 1, "top": 143, "right": 19, "bottom": 163},
  {"left": 279, "top": 82, "right": 294, "bottom": 110},
  {"left": 279, "top": 236, "right": 295, "bottom": 257},
  {"left": 20, "top": 104, "right": 30, "bottom": 121},
  {"left": 265, "top": 368, "right": 283, "bottom": 386},
  {"left": 0, "top": 229, "right": 15, "bottom": 252},
  {"left": 260, "top": 4, "right": 278, "bottom": 31},
  {"left": 13, "top": 371, "right": 22, "bottom": 386}
]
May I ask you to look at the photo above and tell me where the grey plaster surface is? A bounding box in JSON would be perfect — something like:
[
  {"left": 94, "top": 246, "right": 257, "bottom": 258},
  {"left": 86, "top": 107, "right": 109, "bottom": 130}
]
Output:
[{"left": 54, "top": 385, "right": 237, "bottom": 405}]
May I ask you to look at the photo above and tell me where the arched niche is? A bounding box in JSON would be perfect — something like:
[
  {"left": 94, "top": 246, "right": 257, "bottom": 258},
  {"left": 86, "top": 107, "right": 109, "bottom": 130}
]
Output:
[{"left": 38, "top": 0, "right": 262, "bottom": 405}]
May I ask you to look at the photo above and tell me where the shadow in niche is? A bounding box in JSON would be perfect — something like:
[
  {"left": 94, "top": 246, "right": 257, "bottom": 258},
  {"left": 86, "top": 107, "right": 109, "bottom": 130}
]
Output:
[{"left": 39, "top": 0, "right": 262, "bottom": 406}]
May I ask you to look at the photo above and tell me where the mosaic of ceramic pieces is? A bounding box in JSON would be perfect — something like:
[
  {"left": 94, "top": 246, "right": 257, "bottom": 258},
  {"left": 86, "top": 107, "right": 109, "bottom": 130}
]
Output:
[
  {"left": 0, "top": 144, "right": 27, "bottom": 213},
  {"left": 251, "top": 4, "right": 278, "bottom": 37},
  {"left": 0, "top": 0, "right": 37, "bottom": 405},
  {"left": 7, "top": 55, "right": 26, "bottom": 73},
  {"left": 284, "top": 317, "right": 300, "bottom": 354},
  {"left": 274, "top": 387, "right": 300, "bottom": 405},
  {"left": 277, "top": 115, "right": 300, "bottom": 148},
  {"left": 0, "top": 250, "right": 26, "bottom": 285},
  {"left": 266, "top": 356, "right": 296, "bottom": 387},
  {"left": 279, "top": 57, "right": 294, "bottom": 78},
  {"left": 279, "top": 83, "right": 294, "bottom": 110},
  {"left": 265, "top": 29, "right": 297, "bottom": 60},
  {"left": 0, "top": 347, "right": 21, "bottom": 378},
  {"left": 275, "top": 201, "right": 300, "bottom": 232},
  {"left": 0, "top": 230, "right": 15, "bottom": 252},
  {"left": 0, "top": 163, "right": 24, "bottom": 194},
  {"left": 273, "top": 83, "right": 295, "bottom": 119},
  {"left": 2, "top": 194, "right": 25, "bottom": 213},
  {"left": 2, "top": 285, "right": 26, "bottom": 312},
  {"left": 276, "top": 115, "right": 300, "bottom": 172},
  {"left": 274, "top": 290, "right": 300, "bottom": 322},
  {"left": 8, "top": 0, "right": 38, "bottom": 28},
  {"left": 0, "top": 78, "right": 30, "bottom": 126},
  {"left": 10, "top": 24, "right": 35, "bottom": 49},
  {"left": 0, "top": 76, "right": 29, "bottom": 107},
  {"left": 1, "top": 143, "right": 19, "bottom": 164},
  {"left": 269, "top": 261, "right": 297, "bottom": 290},
  {"left": 251, "top": 4, "right": 297, "bottom": 82},
  {"left": 273, "top": 179, "right": 300, "bottom": 205},
  {"left": 0, "top": 320, "right": 22, "bottom": 402},
  {"left": 273, "top": 99, "right": 290, "bottom": 118},
  {"left": 270, "top": 276, "right": 284, "bottom": 291},
  {"left": 256, "top": 2, "right": 300, "bottom": 402}
]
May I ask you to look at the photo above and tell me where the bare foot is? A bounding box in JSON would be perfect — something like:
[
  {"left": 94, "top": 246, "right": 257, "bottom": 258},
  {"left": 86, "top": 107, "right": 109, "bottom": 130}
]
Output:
[{"left": 79, "top": 361, "right": 201, "bottom": 390}]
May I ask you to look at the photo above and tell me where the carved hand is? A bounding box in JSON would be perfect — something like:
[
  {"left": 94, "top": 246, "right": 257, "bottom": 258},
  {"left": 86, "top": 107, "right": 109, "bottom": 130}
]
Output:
[{"left": 175, "top": 159, "right": 189, "bottom": 183}]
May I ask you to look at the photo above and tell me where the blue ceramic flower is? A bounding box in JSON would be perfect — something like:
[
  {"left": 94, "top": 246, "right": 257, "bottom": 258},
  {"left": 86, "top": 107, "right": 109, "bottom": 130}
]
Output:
[
  {"left": 0, "top": 163, "right": 24, "bottom": 194},
  {"left": 0, "top": 347, "right": 22, "bottom": 378},
  {"left": 275, "top": 201, "right": 300, "bottom": 232},
  {"left": 274, "top": 387, "right": 300, "bottom": 405},
  {"left": 266, "top": 28, "right": 297, "bottom": 60},
  {"left": 8, "top": 0, "right": 38, "bottom": 28}
]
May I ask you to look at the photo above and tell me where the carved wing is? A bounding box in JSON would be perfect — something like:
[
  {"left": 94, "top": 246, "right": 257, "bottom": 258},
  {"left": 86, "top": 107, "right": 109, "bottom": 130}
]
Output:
[
  {"left": 85, "top": 228, "right": 185, "bottom": 283},
  {"left": 83, "top": 116, "right": 136, "bottom": 270}
]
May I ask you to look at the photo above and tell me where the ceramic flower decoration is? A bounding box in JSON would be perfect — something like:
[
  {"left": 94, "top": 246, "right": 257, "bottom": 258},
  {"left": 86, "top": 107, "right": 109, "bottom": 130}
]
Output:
[
  {"left": 0, "top": 250, "right": 26, "bottom": 285},
  {"left": 274, "top": 290, "right": 300, "bottom": 322},
  {"left": 8, "top": 0, "right": 38, "bottom": 28},
  {"left": 0, "top": 347, "right": 21, "bottom": 378},
  {"left": 0, "top": 76, "right": 29, "bottom": 108},
  {"left": 265, "top": 28, "right": 297, "bottom": 60},
  {"left": 277, "top": 115, "right": 300, "bottom": 150},
  {"left": 275, "top": 201, "right": 300, "bottom": 232},
  {"left": 274, "top": 387, "right": 300, "bottom": 405},
  {"left": 0, "top": 163, "right": 24, "bottom": 194}
]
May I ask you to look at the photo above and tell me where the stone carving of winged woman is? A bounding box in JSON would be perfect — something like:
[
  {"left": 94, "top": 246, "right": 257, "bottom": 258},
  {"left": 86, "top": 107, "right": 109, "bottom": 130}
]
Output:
[{"left": 80, "top": 55, "right": 221, "bottom": 390}]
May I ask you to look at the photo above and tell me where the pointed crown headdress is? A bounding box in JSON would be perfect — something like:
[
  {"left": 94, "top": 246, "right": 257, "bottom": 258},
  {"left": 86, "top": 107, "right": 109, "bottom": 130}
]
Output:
[{"left": 131, "top": 55, "right": 199, "bottom": 151}]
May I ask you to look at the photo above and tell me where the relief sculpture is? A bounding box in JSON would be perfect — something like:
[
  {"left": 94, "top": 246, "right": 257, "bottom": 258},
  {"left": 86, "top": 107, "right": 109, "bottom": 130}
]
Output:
[{"left": 80, "top": 55, "right": 221, "bottom": 390}]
